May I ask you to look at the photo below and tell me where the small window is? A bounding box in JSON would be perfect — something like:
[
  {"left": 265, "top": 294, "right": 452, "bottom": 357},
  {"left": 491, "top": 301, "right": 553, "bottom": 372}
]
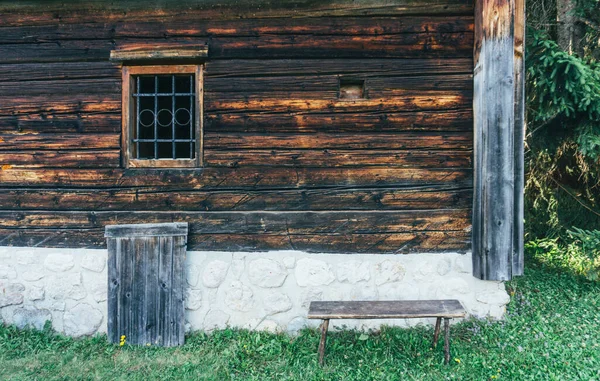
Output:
[
  {"left": 121, "top": 65, "right": 203, "bottom": 168},
  {"left": 338, "top": 77, "right": 365, "bottom": 100}
]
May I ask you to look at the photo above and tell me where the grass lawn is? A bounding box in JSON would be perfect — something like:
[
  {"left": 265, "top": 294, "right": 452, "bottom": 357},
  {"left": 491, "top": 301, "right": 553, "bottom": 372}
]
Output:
[{"left": 1, "top": 255, "right": 599, "bottom": 381}]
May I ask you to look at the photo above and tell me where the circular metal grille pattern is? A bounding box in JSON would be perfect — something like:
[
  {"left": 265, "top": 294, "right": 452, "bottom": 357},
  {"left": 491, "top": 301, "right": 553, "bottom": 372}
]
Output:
[{"left": 132, "top": 74, "right": 196, "bottom": 160}]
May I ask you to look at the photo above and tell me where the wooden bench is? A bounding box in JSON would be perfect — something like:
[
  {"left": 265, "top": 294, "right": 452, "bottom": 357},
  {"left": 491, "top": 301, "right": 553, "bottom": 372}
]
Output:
[{"left": 307, "top": 300, "right": 466, "bottom": 365}]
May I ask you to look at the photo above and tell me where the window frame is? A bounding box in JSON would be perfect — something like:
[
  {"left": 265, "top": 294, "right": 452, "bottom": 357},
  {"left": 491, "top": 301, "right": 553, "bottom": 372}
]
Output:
[{"left": 121, "top": 64, "right": 203, "bottom": 168}]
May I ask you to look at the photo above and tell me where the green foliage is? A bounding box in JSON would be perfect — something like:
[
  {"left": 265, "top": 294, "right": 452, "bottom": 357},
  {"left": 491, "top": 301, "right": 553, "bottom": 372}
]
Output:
[
  {"left": 576, "top": 123, "right": 600, "bottom": 159},
  {"left": 527, "top": 31, "right": 600, "bottom": 123},
  {"left": 525, "top": 29, "right": 600, "bottom": 239},
  {"left": 573, "top": 0, "right": 600, "bottom": 60},
  {"left": 526, "top": 227, "right": 600, "bottom": 280},
  {"left": 525, "top": 234, "right": 599, "bottom": 280},
  {"left": 567, "top": 227, "right": 600, "bottom": 279}
]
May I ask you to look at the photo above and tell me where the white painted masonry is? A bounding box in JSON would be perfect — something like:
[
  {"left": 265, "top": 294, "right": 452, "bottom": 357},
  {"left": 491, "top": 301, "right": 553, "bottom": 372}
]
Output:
[{"left": 0, "top": 247, "right": 510, "bottom": 337}]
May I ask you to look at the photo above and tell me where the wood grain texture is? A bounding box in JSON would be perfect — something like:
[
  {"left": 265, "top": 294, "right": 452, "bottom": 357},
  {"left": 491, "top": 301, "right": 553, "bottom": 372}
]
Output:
[
  {"left": 204, "top": 58, "right": 473, "bottom": 78},
  {"left": 0, "top": 33, "right": 472, "bottom": 64},
  {"left": 0, "top": 210, "right": 471, "bottom": 233},
  {"left": 0, "top": 134, "right": 120, "bottom": 150},
  {"left": 0, "top": 150, "right": 120, "bottom": 168},
  {"left": 204, "top": 149, "right": 471, "bottom": 168},
  {"left": 0, "top": 8, "right": 475, "bottom": 253},
  {"left": 0, "top": 167, "right": 472, "bottom": 189},
  {"left": 0, "top": 187, "right": 472, "bottom": 211},
  {"left": 205, "top": 110, "right": 473, "bottom": 133},
  {"left": 472, "top": 0, "right": 521, "bottom": 280},
  {"left": 0, "top": 228, "right": 470, "bottom": 253},
  {"left": 0, "top": 1, "right": 474, "bottom": 26},
  {"left": 0, "top": 59, "right": 472, "bottom": 82},
  {"left": 0, "top": 17, "right": 474, "bottom": 43},
  {"left": 110, "top": 46, "right": 208, "bottom": 62},
  {"left": 106, "top": 223, "right": 186, "bottom": 346},
  {"left": 204, "top": 132, "right": 472, "bottom": 151},
  {"left": 105, "top": 223, "right": 188, "bottom": 238},
  {"left": 308, "top": 300, "right": 466, "bottom": 319},
  {"left": 0, "top": 113, "right": 121, "bottom": 134},
  {"left": 512, "top": 0, "right": 525, "bottom": 277}
]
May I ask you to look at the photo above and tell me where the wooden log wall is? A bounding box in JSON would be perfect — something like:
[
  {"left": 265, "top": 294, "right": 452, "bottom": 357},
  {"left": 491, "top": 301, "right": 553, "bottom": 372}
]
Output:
[{"left": 0, "top": 0, "right": 475, "bottom": 253}]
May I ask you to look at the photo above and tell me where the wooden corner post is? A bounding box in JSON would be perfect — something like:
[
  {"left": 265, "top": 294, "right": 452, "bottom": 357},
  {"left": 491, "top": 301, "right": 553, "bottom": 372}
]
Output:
[{"left": 473, "top": 0, "right": 525, "bottom": 280}]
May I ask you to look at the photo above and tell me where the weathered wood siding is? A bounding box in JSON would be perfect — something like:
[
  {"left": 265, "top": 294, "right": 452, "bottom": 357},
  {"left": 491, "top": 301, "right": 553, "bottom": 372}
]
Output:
[
  {"left": 0, "top": 1, "right": 474, "bottom": 253},
  {"left": 472, "top": 0, "right": 524, "bottom": 279},
  {"left": 106, "top": 223, "right": 187, "bottom": 347}
]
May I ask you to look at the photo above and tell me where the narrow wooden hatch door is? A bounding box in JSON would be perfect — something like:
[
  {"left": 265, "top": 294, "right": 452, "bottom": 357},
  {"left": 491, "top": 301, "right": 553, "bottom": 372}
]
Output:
[{"left": 105, "top": 223, "right": 188, "bottom": 347}]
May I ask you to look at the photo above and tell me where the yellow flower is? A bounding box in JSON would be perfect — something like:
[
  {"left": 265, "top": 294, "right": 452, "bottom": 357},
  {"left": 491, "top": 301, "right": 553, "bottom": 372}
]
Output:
[{"left": 454, "top": 358, "right": 461, "bottom": 364}]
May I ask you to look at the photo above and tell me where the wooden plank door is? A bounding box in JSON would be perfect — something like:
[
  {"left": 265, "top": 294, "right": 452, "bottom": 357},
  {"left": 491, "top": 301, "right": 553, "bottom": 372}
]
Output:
[{"left": 105, "top": 222, "right": 187, "bottom": 346}]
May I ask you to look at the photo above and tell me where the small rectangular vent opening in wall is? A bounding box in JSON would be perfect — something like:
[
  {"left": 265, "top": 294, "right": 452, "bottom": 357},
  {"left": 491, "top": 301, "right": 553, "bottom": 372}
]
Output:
[{"left": 338, "top": 77, "right": 365, "bottom": 100}]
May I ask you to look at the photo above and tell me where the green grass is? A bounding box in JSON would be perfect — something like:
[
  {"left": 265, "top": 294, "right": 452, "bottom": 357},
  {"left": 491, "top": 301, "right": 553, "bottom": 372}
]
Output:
[{"left": 2, "top": 257, "right": 600, "bottom": 380}]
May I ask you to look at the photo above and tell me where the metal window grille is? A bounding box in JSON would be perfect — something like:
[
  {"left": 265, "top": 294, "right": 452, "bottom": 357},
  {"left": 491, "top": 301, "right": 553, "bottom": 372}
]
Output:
[{"left": 132, "top": 74, "right": 196, "bottom": 160}]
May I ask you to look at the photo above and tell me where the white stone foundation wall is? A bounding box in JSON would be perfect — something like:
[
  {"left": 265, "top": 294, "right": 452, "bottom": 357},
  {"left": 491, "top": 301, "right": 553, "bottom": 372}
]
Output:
[{"left": 0, "top": 247, "right": 510, "bottom": 337}]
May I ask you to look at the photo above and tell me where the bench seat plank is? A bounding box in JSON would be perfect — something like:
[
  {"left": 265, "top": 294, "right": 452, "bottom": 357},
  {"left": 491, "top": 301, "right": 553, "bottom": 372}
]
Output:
[{"left": 308, "top": 300, "right": 466, "bottom": 319}]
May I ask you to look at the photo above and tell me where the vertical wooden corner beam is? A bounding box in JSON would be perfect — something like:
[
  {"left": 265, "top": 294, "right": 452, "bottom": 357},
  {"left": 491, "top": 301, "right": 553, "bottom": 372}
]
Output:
[
  {"left": 513, "top": 0, "right": 526, "bottom": 277},
  {"left": 473, "top": 0, "right": 524, "bottom": 280}
]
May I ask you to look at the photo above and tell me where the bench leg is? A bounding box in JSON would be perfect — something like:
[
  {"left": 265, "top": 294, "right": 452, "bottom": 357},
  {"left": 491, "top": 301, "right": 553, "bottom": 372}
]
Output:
[
  {"left": 432, "top": 317, "right": 442, "bottom": 348},
  {"left": 318, "top": 319, "right": 330, "bottom": 366},
  {"left": 443, "top": 318, "right": 450, "bottom": 365}
]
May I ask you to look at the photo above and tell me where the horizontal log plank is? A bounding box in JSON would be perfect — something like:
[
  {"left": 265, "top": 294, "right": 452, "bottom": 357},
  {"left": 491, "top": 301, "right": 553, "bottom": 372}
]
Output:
[
  {"left": 0, "top": 1, "right": 475, "bottom": 26},
  {"left": 1, "top": 89, "right": 469, "bottom": 118},
  {"left": 207, "top": 33, "right": 473, "bottom": 59},
  {"left": 188, "top": 230, "right": 471, "bottom": 252},
  {"left": 0, "top": 134, "right": 120, "bottom": 150},
  {"left": 204, "top": 132, "right": 473, "bottom": 150},
  {"left": 205, "top": 110, "right": 473, "bottom": 133},
  {"left": 0, "top": 17, "right": 474, "bottom": 43},
  {"left": 0, "top": 78, "right": 120, "bottom": 96},
  {"left": 0, "top": 113, "right": 121, "bottom": 134},
  {"left": 0, "top": 97, "right": 120, "bottom": 117},
  {"left": 0, "top": 228, "right": 470, "bottom": 252},
  {"left": 204, "top": 149, "right": 471, "bottom": 168},
  {"left": 205, "top": 58, "right": 473, "bottom": 77},
  {"left": 0, "top": 77, "right": 470, "bottom": 125},
  {"left": 204, "top": 74, "right": 472, "bottom": 93},
  {"left": 0, "top": 109, "right": 472, "bottom": 134},
  {"left": 0, "top": 186, "right": 472, "bottom": 211},
  {"left": 0, "top": 58, "right": 472, "bottom": 83},
  {"left": 0, "top": 150, "right": 120, "bottom": 168},
  {"left": 0, "top": 41, "right": 114, "bottom": 64},
  {"left": 0, "top": 167, "right": 472, "bottom": 189},
  {"left": 0, "top": 31, "right": 472, "bottom": 64},
  {"left": 205, "top": 92, "right": 472, "bottom": 113},
  {"left": 0, "top": 62, "right": 120, "bottom": 82},
  {"left": 0, "top": 210, "right": 470, "bottom": 233}
]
